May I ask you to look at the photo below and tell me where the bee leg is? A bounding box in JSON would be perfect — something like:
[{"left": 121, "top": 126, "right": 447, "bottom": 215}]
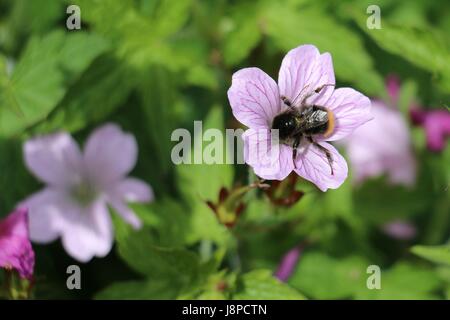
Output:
[
  {"left": 300, "top": 83, "right": 335, "bottom": 106},
  {"left": 307, "top": 137, "right": 334, "bottom": 175},
  {"left": 292, "top": 135, "right": 302, "bottom": 168},
  {"left": 281, "top": 95, "right": 293, "bottom": 108}
]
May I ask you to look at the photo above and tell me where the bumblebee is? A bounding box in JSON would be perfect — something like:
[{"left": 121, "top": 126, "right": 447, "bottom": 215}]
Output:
[{"left": 272, "top": 84, "right": 336, "bottom": 175}]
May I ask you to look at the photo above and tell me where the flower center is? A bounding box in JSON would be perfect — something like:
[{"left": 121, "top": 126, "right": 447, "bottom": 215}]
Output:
[{"left": 71, "top": 180, "right": 98, "bottom": 207}]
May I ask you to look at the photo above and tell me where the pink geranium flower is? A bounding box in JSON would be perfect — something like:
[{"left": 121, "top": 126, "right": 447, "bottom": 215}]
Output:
[
  {"left": 20, "top": 124, "right": 153, "bottom": 262},
  {"left": 341, "top": 76, "right": 416, "bottom": 186},
  {"left": 0, "top": 208, "right": 35, "bottom": 279},
  {"left": 228, "top": 45, "right": 372, "bottom": 191}
]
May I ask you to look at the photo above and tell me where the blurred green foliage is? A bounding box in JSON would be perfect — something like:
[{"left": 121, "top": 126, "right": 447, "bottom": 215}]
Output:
[{"left": 0, "top": 0, "right": 449, "bottom": 299}]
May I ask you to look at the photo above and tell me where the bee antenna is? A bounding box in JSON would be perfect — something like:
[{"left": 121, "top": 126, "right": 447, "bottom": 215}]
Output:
[
  {"left": 290, "top": 84, "right": 310, "bottom": 108},
  {"left": 314, "top": 83, "right": 335, "bottom": 93}
]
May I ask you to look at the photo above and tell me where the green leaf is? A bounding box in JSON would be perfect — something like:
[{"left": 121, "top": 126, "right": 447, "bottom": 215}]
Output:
[
  {"left": 355, "top": 263, "right": 442, "bottom": 300},
  {"left": 222, "top": 2, "right": 262, "bottom": 66},
  {"left": 32, "top": 55, "right": 132, "bottom": 134},
  {"left": 233, "top": 269, "right": 306, "bottom": 300},
  {"left": 114, "top": 215, "right": 197, "bottom": 276},
  {"left": 351, "top": 10, "right": 450, "bottom": 90},
  {"left": 176, "top": 106, "right": 234, "bottom": 201},
  {"left": 95, "top": 279, "right": 179, "bottom": 300},
  {"left": 129, "top": 199, "right": 190, "bottom": 247},
  {"left": 137, "top": 66, "right": 182, "bottom": 172},
  {"left": 147, "top": 0, "right": 192, "bottom": 38},
  {"left": 354, "top": 177, "right": 431, "bottom": 224},
  {"left": 0, "top": 31, "right": 109, "bottom": 137},
  {"left": 263, "top": 5, "right": 384, "bottom": 96},
  {"left": 412, "top": 245, "right": 450, "bottom": 267},
  {"left": 176, "top": 106, "right": 233, "bottom": 245},
  {"left": 288, "top": 252, "right": 368, "bottom": 299}
]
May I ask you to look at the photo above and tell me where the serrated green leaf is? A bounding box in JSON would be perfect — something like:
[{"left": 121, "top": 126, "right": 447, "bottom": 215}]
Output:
[
  {"left": 0, "top": 31, "right": 109, "bottom": 137},
  {"left": 351, "top": 10, "right": 450, "bottom": 91},
  {"left": 32, "top": 55, "right": 131, "bottom": 134}
]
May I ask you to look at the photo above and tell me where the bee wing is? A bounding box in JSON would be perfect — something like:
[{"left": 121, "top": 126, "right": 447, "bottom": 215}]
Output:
[{"left": 298, "top": 106, "right": 329, "bottom": 132}]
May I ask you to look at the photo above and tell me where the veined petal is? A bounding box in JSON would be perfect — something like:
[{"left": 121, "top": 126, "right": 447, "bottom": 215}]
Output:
[
  {"left": 322, "top": 88, "right": 372, "bottom": 141},
  {"left": 242, "top": 128, "right": 294, "bottom": 180},
  {"left": 84, "top": 123, "right": 138, "bottom": 187},
  {"left": 24, "top": 132, "right": 83, "bottom": 187},
  {"left": 278, "top": 45, "right": 335, "bottom": 108},
  {"left": 294, "top": 141, "right": 347, "bottom": 191},
  {"left": 228, "top": 68, "right": 280, "bottom": 129}
]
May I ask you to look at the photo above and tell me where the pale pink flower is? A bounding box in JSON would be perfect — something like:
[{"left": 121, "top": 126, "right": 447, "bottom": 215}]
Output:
[
  {"left": 343, "top": 100, "right": 416, "bottom": 186},
  {"left": 228, "top": 45, "right": 372, "bottom": 191},
  {"left": 0, "top": 208, "right": 35, "bottom": 279},
  {"left": 20, "top": 124, "right": 153, "bottom": 262},
  {"left": 341, "top": 75, "right": 416, "bottom": 186}
]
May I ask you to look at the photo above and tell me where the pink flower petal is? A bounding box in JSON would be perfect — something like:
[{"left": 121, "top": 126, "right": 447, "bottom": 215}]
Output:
[
  {"left": 278, "top": 45, "right": 335, "bottom": 108},
  {"left": 274, "top": 246, "right": 302, "bottom": 282},
  {"left": 20, "top": 188, "right": 67, "bottom": 243},
  {"left": 24, "top": 132, "right": 83, "bottom": 187},
  {"left": 343, "top": 101, "right": 416, "bottom": 186},
  {"left": 106, "top": 197, "right": 142, "bottom": 230},
  {"left": 424, "top": 111, "right": 450, "bottom": 152},
  {"left": 242, "top": 129, "right": 294, "bottom": 180},
  {"left": 104, "top": 177, "right": 153, "bottom": 229},
  {"left": 84, "top": 123, "right": 138, "bottom": 186},
  {"left": 61, "top": 200, "right": 113, "bottom": 263},
  {"left": 112, "top": 178, "right": 154, "bottom": 203},
  {"left": 294, "top": 141, "right": 348, "bottom": 191},
  {"left": 322, "top": 88, "right": 372, "bottom": 141},
  {"left": 227, "top": 68, "right": 280, "bottom": 129},
  {"left": 0, "top": 208, "right": 35, "bottom": 279}
]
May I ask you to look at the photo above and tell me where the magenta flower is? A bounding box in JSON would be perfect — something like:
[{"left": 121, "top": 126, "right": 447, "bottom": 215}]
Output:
[
  {"left": 411, "top": 108, "right": 450, "bottom": 152},
  {"left": 0, "top": 208, "right": 35, "bottom": 279},
  {"left": 227, "top": 45, "right": 372, "bottom": 191},
  {"left": 20, "top": 124, "right": 153, "bottom": 262},
  {"left": 274, "top": 246, "right": 302, "bottom": 282},
  {"left": 342, "top": 100, "right": 417, "bottom": 186}
]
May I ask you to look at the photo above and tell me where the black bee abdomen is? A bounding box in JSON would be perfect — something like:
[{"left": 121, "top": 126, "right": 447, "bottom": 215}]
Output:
[{"left": 272, "top": 113, "right": 297, "bottom": 140}]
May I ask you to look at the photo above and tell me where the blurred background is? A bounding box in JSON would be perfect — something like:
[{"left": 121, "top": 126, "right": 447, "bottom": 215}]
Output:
[{"left": 0, "top": 0, "right": 449, "bottom": 299}]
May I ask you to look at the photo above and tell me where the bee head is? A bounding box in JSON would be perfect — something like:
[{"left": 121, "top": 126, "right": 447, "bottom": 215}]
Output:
[{"left": 272, "top": 113, "right": 297, "bottom": 140}]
